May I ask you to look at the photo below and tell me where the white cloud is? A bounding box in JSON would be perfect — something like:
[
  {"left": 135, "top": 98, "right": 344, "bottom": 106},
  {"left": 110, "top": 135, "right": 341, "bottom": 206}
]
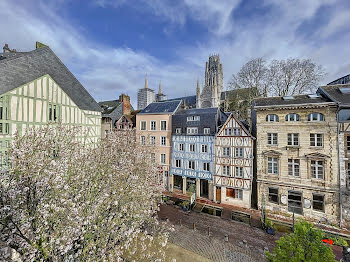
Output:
[{"left": 1, "top": 0, "right": 349, "bottom": 109}]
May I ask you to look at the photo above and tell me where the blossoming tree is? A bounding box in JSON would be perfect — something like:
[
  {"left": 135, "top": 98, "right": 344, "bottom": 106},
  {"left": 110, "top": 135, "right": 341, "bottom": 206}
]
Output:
[{"left": 0, "top": 126, "right": 168, "bottom": 261}]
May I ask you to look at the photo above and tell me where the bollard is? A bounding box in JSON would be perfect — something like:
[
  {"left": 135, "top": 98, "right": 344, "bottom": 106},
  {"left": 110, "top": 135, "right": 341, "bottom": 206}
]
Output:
[
  {"left": 179, "top": 219, "right": 182, "bottom": 226},
  {"left": 224, "top": 234, "right": 229, "bottom": 242},
  {"left": 166, "top": 217, "right": 169, "bottom": 223},
  {"left": 243, "top": 240, "right": 247, "bottom": 247},
  {"left": 193, "top": 223, "right": 196, "bottom": 230}
]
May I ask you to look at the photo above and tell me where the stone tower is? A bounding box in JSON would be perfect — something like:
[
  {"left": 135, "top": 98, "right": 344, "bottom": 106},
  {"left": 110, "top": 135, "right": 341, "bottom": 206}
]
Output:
[{"left": 196, "top": 54, "right": 223, "bottom": 108}]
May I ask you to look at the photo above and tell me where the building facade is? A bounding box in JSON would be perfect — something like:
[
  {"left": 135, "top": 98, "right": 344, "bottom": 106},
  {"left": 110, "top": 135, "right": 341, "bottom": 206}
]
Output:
[
  {"left": 0, "top": 44, "right": 102, "bottom": 169},
  {"left": 136, "top": 100, "right": 182, "bottom": 189},
  {"left": 170, "top": 108, "right": 228, "bottom": 199},
  {"left": 99, "top": 94, "right": 134, "bottom": 138},
  {"left": 196, "top": 55, "right": 223, "bottom": 109},
  {"left": 214, "top": 113, "right": 254, "bottom": 208},
  {"left": 318, "top": 83, "right": 350, "bottom": 226},
  {"left": 254, "top": 94, "right": 340, "bottom": 224}
]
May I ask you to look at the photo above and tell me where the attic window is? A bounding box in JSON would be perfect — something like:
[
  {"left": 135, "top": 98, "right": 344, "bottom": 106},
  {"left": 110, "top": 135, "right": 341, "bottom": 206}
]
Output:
[
  {"left": 282, "top": 96, "right": 294, "bottom": 100},
  {"left": 308, "top": 94, "right": 321, "bottom": 99},
  {"left": 339, "top": 87, "right": 350, "bottom": 94}
]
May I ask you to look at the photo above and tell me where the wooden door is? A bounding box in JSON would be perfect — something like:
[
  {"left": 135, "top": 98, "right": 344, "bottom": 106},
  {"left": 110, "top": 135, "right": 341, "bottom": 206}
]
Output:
[{"left": 216, "top": 187, "right": 221, "bottom": 203}]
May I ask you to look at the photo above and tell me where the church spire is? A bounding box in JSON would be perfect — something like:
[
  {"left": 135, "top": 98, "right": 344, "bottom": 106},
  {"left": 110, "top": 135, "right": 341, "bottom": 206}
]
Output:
[
  {"left": 196, "top": 79, "right": 200, "bottom": 94},
  {"left": 145, "top": 73, "right": 148, "bottom": 89},
  {"left": 158, "top": 81, "right": 162, "bottom": 94}
]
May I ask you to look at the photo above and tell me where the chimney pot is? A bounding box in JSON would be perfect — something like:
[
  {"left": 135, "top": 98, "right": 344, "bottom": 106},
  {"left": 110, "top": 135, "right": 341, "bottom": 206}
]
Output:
[{"left": 5, "top": 44, "right": 8, "bottom": 47}]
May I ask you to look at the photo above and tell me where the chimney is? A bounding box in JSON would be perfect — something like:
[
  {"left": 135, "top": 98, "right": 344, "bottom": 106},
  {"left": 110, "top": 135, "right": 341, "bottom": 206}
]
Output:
[
  {"left": 3, "top": 44, "right": 16, "bottom": 53},
  {"left": 119, "top": 94, "right": 131, "bottom": 115}
]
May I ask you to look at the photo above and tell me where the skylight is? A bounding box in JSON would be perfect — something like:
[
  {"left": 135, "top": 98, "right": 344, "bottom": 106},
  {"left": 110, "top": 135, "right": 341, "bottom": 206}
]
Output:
[
  {"left": 307, "top": 94, "right": 321, "bottom": 99},
  {"left": 339, "top": 87, "right": 350, "bottom": 94},
  {"left": 282, "top": 96, "right": 294, "bottom": 100}
]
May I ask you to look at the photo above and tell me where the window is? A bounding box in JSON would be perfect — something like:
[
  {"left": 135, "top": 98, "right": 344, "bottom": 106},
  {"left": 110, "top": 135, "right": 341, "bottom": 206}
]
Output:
[
  {"left": 0, "top": 100, "right": 2, "bottom": 120},
  {"left": 48, "top": 103, "right": 59, "bottom": 122},
  {"left": 150, "top": 121, "right": 156, "bottom": 130},
  {"left": 179, "top": 143, "right": 184, "bottom": 151},
  {"left": 310, "top": 134, "right": 323, "bottom": 147},
  {"left": 140, "top": 121, "right": 146, "bottom": 130},
  {"left": 312, "top": 194, "right": 324, "bottom": 212},
  {"left": 288, "top": 191, "right": 303, "bottom": 215},
  {"left": 226, "top": 188, "right": 243, "bottom": 200},
  {"left": 235, "top": 148, "right": 243, "bottom": 158},
  {"left": 140, "top": 136, "right": 145, "bottom": 145},
  {"left": 187, "top": 127, "right": 198, "bottom": 134},
  {"left": 347, "top": 136, "right": 350, "bottom": 152},
  {"left": 204, "top": 128, "right": 210, "bottom": 134},
  {"left": 201, "top": 144, "right": 208, "bottom": 153},
  {"left": 267, "top": 133, "right": 278, "bottom": 145},
  {"left": 233, "top": 128, "right": 241, "bottom": 136},
  {"left": 288, "top": 159, "right": 300, "bottom": 177},
  {"left": 160, "top": 154, "right": 166, "bottom": 164},
  {"left": 161, "top": 136, "right": 166, "bottom": 146},
  {"left": 235, "top": 167, "right": 243, "bottom": 177},
  {"left": 189, "top": 144, "right": 195, "bottom": 152},
  {"left": 188, "top": 161, "right": 195, "bottom": 169},
  {"left": 268, "top": 188, "right": 279, "bottom": 204},
  {"left": 266, "top": 114, "right": 279, "bottom": 122},
  {"left": 308, "top": 112, "right": 324, "bottom": 121},
  {"left": 175, "top": 128, "right": 181, "bottom": 134},
  {"left": 223, "top": 147, "right": 230, "bottom": 157},
  {"left": 223, "top": 165, "right": 230, "bottom": 176},
  {"left": 151, "top": 153, "right": 155, "bottom": 162},
  {"left": 187, "top": 115, "right": 200, "bottom": 121},
  {"left": 287, "top": 133, "right": 299, "bottom": 146},
  {"left": 161, "top": 121, "right": 167, "bottom": 131},
  {"left": 203, "top": 162, "right": 210, "bottom": 171},
  {"left": 224, "top": 128, "right": 232, "bottom": 136},
  {"left": 0, "top": 123, "right": 2, "bottom": 134},
  {"left": 311, "top": 160, "right": 324, "bottom": 179},
  {"left": 268, "top": 157, "right": 278, "bottom": 174},
  {"left": 285, "top": 113, "right": 300, "bottom": 121},
  {"left": 150, "top": 136, "right": 156, "bottom": 145},
  {"left": 175, "top": 159, "right": 181, "bottom": 168}
]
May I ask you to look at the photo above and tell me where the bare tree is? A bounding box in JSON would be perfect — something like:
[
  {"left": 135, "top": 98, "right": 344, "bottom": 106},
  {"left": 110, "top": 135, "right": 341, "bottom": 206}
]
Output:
[{"left": 267, "top": 59, "right": 325, "bottom": 97}]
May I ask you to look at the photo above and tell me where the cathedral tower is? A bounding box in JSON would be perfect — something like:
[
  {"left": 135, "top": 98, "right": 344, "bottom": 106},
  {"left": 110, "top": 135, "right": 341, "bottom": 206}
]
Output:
[{"left": 196, "top": 54, "right": 223, "bottom": 108}]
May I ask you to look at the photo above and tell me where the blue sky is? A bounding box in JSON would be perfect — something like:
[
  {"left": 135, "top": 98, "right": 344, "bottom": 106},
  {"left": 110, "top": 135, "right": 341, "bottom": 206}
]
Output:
[{"left": 1, "top": 0, "right": 350, "bottom": 107}]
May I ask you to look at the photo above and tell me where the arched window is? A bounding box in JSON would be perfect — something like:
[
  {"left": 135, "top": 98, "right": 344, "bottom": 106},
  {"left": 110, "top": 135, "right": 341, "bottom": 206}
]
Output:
[
  {"left": 285, "top": 113, "right": 300, "bottom": 122},
  {"left": 308, "top": 113, "right": 325, "bottom": 121},
  {"left": 266, "top": 114, "right": 279, "bottom": 122}
]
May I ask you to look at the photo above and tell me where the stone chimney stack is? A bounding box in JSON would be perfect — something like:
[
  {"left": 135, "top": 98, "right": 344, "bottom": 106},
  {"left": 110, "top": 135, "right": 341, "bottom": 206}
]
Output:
[
  {"left": 119, "top": 94, "right": 131, "bottom": 115},
  {"left": 3, "top": 44, "right": 16, "bottom": 53}
]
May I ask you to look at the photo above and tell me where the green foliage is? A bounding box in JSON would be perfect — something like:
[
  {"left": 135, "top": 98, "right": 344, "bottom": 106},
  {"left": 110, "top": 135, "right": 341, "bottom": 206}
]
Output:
[
  {"left": 187, "top": 184, "right": 196, "bottom": 194},
  {"left": 266, "top": 220, "right": 336, "bottom": 262},
  {"left": 265, "top": 218, "right": 275, "bottom": 230},
  {"left": 332, "top": 236, "right": 349, "bottom": 247}
]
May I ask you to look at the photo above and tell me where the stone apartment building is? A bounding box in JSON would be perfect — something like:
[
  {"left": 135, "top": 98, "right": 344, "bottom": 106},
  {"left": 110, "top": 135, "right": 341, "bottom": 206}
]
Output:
[
  {"left": 170, "top": 107, "right": 228, "bottom": 199},
  {"left": 214, "top": 113, "right": 255, "bottom": 209},
  {"left": 253, "top": 94, "right": 340, "bottom": 224},
  {"left": 318, "top": 81, "right": 350, "bottom": 226},
  {"left": 0, "top": 43, "right": 101, "bottom": 169},
  {"left": 136, "top": 100, "right": 182, "bottom": 189}
]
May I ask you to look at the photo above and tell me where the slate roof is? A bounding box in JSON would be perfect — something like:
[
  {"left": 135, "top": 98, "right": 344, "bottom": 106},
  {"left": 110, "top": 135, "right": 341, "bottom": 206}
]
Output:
[
  {"left": 98, "top": 100, "right": 123, "bottom": 115},
  {"left": 139, "top": 100, "right": 182, "bottom": 114},
  {"left": 253, "top": 94, "right": 333, "bottom": 108},
  {"left": 166, "top": 95, "right": 197, "bottom": 108},
  {"left": 0, "top": 47, "right": 101, "bottom": 112},
  {"left": 172, "top": 107, "right": 228, "bottom": 136},
  {"left": 318, "top": 85, "right": 350, "bottom": 106},
  {"left": 327, "top": 74, "right": 350, "bottom": 85}
]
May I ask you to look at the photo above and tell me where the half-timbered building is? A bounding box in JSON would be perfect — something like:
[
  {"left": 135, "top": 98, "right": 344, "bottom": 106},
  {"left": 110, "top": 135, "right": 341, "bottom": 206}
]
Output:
[
  {"left": 214, "top": 113, "right": 254, "bottom": 208},
  {"left": 253, "top": 94, "right": 341, "bottom": 224},
  {"left": 0, "top": 44, "right": 102, "bottom": 170},
  {"left": 170, "top": 107, "right": 228, "bottom": 199}
]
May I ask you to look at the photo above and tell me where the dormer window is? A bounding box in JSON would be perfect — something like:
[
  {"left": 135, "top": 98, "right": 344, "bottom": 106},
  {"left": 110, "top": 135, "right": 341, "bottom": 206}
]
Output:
[
  {"left": 187, "top": 127, "right": 198, "bottom": 134},
  {"left": 175, "top": 128, "right": 181, "bottom": 134},
  {"left": 204, "top": 128, "right": 210, "bottom": 134},
  {"left": 266, "top": 114, "right": 279, "bottom": 122},
  {"left": 285, "top": 113, "right": 300, "bottom": 122},
  {"left": 308, "top": 113, "right": 324, "bottom": 121},
  {"left": 187, "top": 116, "right": 200, "bottom": 121}
]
